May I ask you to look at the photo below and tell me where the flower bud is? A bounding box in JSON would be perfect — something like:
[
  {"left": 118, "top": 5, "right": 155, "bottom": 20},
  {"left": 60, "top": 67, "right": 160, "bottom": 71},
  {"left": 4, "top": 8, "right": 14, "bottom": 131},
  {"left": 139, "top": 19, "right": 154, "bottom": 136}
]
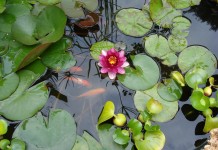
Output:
[
  {"left": 113, "top": 113, "right": 127, "bottom": 127},
  {"left": 204, "top": 86, "right": 212, "bottom": 97},
  {"left": 170, "top": 71, "right": 185, "bottom": 87}
]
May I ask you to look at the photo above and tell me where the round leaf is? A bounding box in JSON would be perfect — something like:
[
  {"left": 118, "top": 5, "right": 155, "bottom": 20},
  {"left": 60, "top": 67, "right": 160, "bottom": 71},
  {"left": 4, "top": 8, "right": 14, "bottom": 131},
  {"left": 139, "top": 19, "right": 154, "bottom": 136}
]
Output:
[
  {"left": 161, "top": 53, "right": 178, "bottom": 66},
  {"left": 144, "top": 34, "right": 171, "bottom": 58},
  {"left": 167, "top": 0, "right": 201, "bottom": 9},
  {"left": 0, "top": 73, "right": 19, "bottom": 101},
  {"left": 134, "top": 84, "right": 178, "bottom": 122},
  {"left": 168, "top": 35, "right": 187, "bottom": 53},
  {"left": 11, "top": 139, "right": 26, "bottom": 150},
  {"left": 127, "top": 119, "right": 143, "bottom": 136},
  {"left": 83, "top": 131, "right": 103, "bottom": 150},
  {"left": 37, "top": 0, "right": 60, "bottom": 5},
  {"left": 90, "top": 41, "right": 114, "bottom": 60},
  {"left": 157, "top": 79, "right": 182, "bottom": 102},
  {"left": 115, "top": 8, "right": 153, "bottom": 37},
  {"left": 13, "top": 109, "right": 77, "bottom": 150},
  {"left": 113, "top": 128, "right": 130, "bottom": 145},
  {"left": 72, "top": 136, "right": 89, "bottom": 150},
  {"left": 190, "top": 90, "right": 210, "bottom": 111},
  {"left": 178, "top": 46, "right": 217, "bottom": 77},
  {"left": 118, "top": 54, "right": 160, "bottom": 91},
  {"left": 98, "top": 101, "right": 115, "bottom": 125}
]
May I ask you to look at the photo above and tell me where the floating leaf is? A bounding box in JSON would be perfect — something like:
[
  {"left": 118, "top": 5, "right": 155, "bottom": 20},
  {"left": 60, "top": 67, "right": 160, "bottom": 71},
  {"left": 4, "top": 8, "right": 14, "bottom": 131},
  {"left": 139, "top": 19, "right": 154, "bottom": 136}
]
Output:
[
  {"left": 135, "top": 130, "right": 165, "bottom": 150},
  {"left": 90, "top": 41, "right": 114, "bottom": 60},
  {"left": 167, "top": 0, "right": 201, "bottom": 9},
  {"left": 0, "top": 0, "right": 6, "bottom": 13},
  {"left": 185, "top": 68, "right": 208, "bottom": 89},
  {"left": 118, "top": 54, "right": 160, "bottom": 91},
  {"left": 171, "top": 17, "right": 191, "bottom": 38},
  {"left": 168, "top": 35, "right": 187, "bottom": 53},
  {"left": 13, "top": 109, "right": 77, "bottom": 150},
  {"left": 37, "top": 0, "right": 60, "bottom": 5},
  {"left": 127, "top": 119, "right": 143, "bottom": 136},
  {"left": 0, "top": 73, "right": 19, "bottom": 101},
  {"left": 113, "top": 128, "right": 130, "bottom": 145},
  {"left": 24, "top": 59, "right": 47, "bottom": 77},
  {"left": 11, "top": 139, "right": 26, "bottom": 150},
  {"left": 98, "top": 101, "right": 115, "bottom": 125},
  {"left": 41, "top": 37, "right": 76, "bottom": 72},
  {"left": 161, "top": 53, "right": 178, "bottom": 66},
  {"left": 83, "top": 131, "right": 103, "bottom": 150},
  {"left": 157, "top": 79, "right": 182, "bottom": 102},
  {"left": 203, "top": 115, "right": 218, "bottom": 133},
  {"left": 115, "top": 8, "right": 153, "bottom": 37},
  {"left": 150, "top": 0, "right": 182, "bottom": 28},
  {"left": 144, "top": 34, "right": 171, "bottom": 58},
  {"left": 134, "top": 84, "right": 178, "bottom": 122},
  {"left": 190, "top": 90, "right": 210, "bottom": 111},
  {"left": 72, "top": 136, "right": 89, "bottom": 150},
  {"left": 178, "top": 46, "right": 217, "bottom": 77}
]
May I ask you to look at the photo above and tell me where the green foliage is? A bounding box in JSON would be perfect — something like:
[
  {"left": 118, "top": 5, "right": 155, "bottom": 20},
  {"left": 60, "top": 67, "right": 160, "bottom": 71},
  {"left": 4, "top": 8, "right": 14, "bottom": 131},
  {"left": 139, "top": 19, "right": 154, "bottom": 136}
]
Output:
[
  {"left": 72, "top": 136, "right": 89, "bottom": 150},
  {"left": 113, "top": 129, "right": 130, "bottom": 145},
  {"left": 128, "top": 119, "right": 143, "bottom": 136},
  {"left": 203, "top": 115, "right": 218, "bottom": 133},
  {"left": 168, "top": 35, "right": 187, "bottom": 53},
  {"left": 0, "top": 119, "right": 8, "bottom": 135},
  {"left": 98, "top": 101, "right": 115, "bottom": 125},
  {"left": 190, "top": 90, "right": 210, "bottom": 111},
  {"left": 83, "top": 132, "right": 103, "bottom": 150}
]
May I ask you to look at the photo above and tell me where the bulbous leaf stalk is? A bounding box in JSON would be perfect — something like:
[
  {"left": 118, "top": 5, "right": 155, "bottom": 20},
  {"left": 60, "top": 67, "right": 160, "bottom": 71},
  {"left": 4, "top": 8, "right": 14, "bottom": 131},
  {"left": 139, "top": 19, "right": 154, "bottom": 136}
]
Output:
[{"left": 113, "top": 113, "right": 127, "bottom": 127}]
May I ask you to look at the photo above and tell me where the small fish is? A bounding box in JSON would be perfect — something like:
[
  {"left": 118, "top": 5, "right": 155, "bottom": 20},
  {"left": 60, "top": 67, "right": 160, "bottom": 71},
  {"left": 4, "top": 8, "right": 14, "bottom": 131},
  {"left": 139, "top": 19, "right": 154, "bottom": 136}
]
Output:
[
  {"left": 70, "top": 66, "right": 83, "bottom": 72},
  {"left": 77, "top": 88, "right": 106, "bottom": 98},
  {"left": 68, "top": 77, "right": 91, "bottom": 87}
]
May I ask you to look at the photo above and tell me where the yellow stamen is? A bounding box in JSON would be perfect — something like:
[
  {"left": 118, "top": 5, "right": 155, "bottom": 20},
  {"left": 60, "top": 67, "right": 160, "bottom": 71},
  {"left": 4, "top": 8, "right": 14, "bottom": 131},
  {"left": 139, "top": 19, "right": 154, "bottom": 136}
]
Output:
[{"left": 108, "top": 56, "right": 117, "bottom": 65}]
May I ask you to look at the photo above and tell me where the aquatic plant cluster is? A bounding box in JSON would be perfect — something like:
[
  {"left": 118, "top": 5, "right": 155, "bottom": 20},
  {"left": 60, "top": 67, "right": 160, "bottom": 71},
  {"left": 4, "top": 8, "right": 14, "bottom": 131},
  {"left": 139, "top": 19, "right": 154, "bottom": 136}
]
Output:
[{"left": 0, "top": 0, "right": 217, "bottom": 150}]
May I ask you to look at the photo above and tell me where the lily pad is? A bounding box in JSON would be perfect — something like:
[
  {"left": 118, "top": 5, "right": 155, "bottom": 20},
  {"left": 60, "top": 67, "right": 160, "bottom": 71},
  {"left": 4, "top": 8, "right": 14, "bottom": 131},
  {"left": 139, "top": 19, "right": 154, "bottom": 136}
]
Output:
[
  {"left": 90, "top": 41, "right": 114, "bottom": 60},
  {"left": 115, "top": 8, "right": 153, "bottom": 37},
  {"left": 11, "top": 139, "right": 26, "bottom": 150},
  {"left": 157, "top": 79, "right": 182, "bottom": 102},
  {"left": 150, "top": 0, "right": 182, "bottom": 28},
  {"left": 60, "top": 0, "right": 98, "bottom": 18},
  {"left": 0, "top": 73, "right": 19, "bottom": 101},
  {"left": 37, "top": 0, "right": 60, "bottom": 5},
  {"left": 144, "top": 34, "right": 171, "bottom": 58},
  {"left": 118, "top": 54, "right": 160, "bottom": 91},
  {"left": 167, "top": 0, "right": 201, "bottom": 9},
  {"left": 135, "top": 130, "right": 165, "bottom": 150},
  {"left": 41, "top": 37, "right": 76, "bottom": 72},
  {"left": 127, "top": 119, "right": 143, "bottom": 136},
  {"left": 171, "top": 17, "right": 191, "bottom": 38},
  {"left": 190, "top": 90, "right": 210, "bottom": 111},
  {"left": 72, "top": 136, "right": 89, "bottom": 150},
  {"left": 134, "top": 84, "right": 178, "bottom": 122},
  {"left": 178, "top": 46, "right": 217, "bottom": 77},
  {"left": 168, "top": 35, "right": 187, "bottom": 53},
  {"left": 83, "top": 131, "right": 103, "bottom": 150},
  {"left": 98, "top": 101, "right": 115, "bottom": 125},
  {"left": 13, "top": 109, "right": 77, "bottom": 150},
  {"left": 161, "top": 53, "right": 178, "bottom": 66}
]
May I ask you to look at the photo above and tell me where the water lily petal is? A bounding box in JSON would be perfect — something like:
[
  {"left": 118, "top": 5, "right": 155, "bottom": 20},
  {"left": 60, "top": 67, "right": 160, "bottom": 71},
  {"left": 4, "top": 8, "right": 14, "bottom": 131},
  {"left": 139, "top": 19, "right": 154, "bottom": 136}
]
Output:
[
  {"left": 121, "top": 62, "right": 129, "bottom": 67},
  {"left": 101, "top": 68, "right": 109, "bottom": 73},
  {"left": 102, "top": 50, "right": 107, "bottom": 56},
  {"left": 119, "top": 50, "right": 125, "bottom": 57},
  {"left": 118, "top": 67, "right": 125, "bottom": 74},
  {"left": 108, "top": 72, "right": 116, "bottom": 79},
  {"left": 98, "top": 62, "right": 103, "bottom": 67}
]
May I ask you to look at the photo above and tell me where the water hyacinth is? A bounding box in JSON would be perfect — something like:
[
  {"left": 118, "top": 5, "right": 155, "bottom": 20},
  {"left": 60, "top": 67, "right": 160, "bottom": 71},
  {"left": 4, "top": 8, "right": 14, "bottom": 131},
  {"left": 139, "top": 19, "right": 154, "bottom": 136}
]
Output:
[{"left": 98, "top": 48, "right": 129, "bottom": 80}]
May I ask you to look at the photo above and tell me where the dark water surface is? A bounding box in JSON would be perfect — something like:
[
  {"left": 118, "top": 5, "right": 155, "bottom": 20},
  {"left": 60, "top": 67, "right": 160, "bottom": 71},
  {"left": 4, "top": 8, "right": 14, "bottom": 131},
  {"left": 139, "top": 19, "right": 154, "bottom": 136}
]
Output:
[{"left": 14, "top": 0, "right": 217, "bottom": 150}]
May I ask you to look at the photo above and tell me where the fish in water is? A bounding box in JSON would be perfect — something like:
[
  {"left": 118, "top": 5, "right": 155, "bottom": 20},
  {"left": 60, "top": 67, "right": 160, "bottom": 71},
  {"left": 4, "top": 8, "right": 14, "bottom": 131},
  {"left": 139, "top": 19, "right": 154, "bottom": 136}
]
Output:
[
  {"left": 69, "top": 66, "right": 83, "bottom": 72},
  {"left": 77, "top": 88, "right": 106, "bottom": 98},
  {"left": 68, "top": 77, "right": 91, "bottom": 87}
]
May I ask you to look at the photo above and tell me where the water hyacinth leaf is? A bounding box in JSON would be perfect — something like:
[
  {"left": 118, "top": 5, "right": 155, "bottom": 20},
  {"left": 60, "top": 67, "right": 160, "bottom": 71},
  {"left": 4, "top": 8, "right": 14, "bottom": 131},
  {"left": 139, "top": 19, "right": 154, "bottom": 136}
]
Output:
[
  {"left": 98, "top": 124, "right": 125, "bottom": 150},
  {"left": 60, "top": 0, "right": 98, "bottom": 18},
  {"left": 115, "top": 8, "right": 153, "bottom": 37},
  {"left": 90, "top": 41, "right": 114, "bottom": 60},
  {"left": 83, "top": 131, "right": 103, "bottom": 150},
  {"left": 37, "top": 0, "right": 60, "bottom": 5},
  {"left": 98, "top": 101, "right": 115, "bottom": 125},
  {"left": 113, "top": 128, "right": 130, "bottom": 145},
  {"left": 178, "top": 46, "right": 217, "bottom": 77},
  {"left": 13, "top": 109, "right": 77, "bottom": 150},
  {"left": 0, "top": 73, "right": 19, "bottom": 101},
  {"left": 11, "top": 139, "right": 26, "bottom": 150},
  {"left": 127, "top": 119, "right": 143, "bottom": 136},
  {"left": 6, "top": 4, "right": 31, "bottom": 19},
  {"left": 134, "top": 84, "right": 178, "bottom": 122},
  {"left": 135, "top": 130, "right": 165, "bottom": 150},
  {"left": 203, "top": 116, "right": 218, "bottom": 133},
  {"left": 150, "top": 0, "right": 182, "bottom": 28},
  {"left": 144, "top": 34, "right": 171, "bottom": 58},
  {"left": 118, "top": 54, "right": 160, "bottom": 91},
  {"left": 190, "top": 90, "right": 210, "bottom": 111},
  {"left": 41, "top": 37, "right": 76, "bottom": 72},
  {"left": 157, "top": 79, "right": 182, "bottom": 102},
  {"left": 161, "top": 53, "right": 178, "bottom": 66},
  {"left": 185, "top": 68, "right": 208, "bottom": 89},
  {"left": 72, "top": 136, "right": 89, "bottom": 150},
  {"left": 168, "top": 35, "right": 187, "bottom": 53}
]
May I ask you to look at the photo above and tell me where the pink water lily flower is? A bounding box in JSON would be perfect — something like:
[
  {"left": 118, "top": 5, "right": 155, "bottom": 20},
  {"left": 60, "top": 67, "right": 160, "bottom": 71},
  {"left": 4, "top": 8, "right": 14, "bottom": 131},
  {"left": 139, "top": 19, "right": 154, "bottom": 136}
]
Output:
[{"left": 98, "top": 48, "right": 129, "bottom": 80}]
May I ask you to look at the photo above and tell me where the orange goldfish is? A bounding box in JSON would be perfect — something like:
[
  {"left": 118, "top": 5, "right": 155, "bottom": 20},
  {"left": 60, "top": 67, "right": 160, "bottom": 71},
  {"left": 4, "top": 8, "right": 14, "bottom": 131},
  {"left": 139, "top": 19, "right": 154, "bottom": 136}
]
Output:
[
  {"left": 77, "top": 88, "right": 106, "bottom": 98},
  {"left": 68, "top": 77, "right": 91, "bottom": 87},
  {"left": 70, "top": 66, "right": 83, "bottom": 72}
]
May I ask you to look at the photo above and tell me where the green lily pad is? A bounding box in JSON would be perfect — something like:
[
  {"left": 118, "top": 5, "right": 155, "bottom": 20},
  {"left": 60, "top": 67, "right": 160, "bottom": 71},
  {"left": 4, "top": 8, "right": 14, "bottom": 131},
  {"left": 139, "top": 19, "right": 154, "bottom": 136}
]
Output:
[
  {"left": 37, "top": 0, "right": 60, "bottom": 5},
  {"left": 134, "top": 84, "right": 178, "bottom": 122},
  {"left": 0, "top": 70, "right": 48, "bottom": 120},
  {"left": 41, "top": 37, "right": 76, "bottom": 72},
  {"left": 83, "top": 131, "right": 103, "bottom": 150},
  {"left": 24, "top": 59, "right": 47, "bottom": 77},
  {"left": 144, "top": 34, "right": 171, "bottom": 58},
  {"left": 135, "top": 130, "right": 165, "bottom": 150},
  {"left": 178, "top": 46, "right": 217, "bottom": 77},
  {"left": 90, "top": 41, "right": 114, "bottom": 60},
  {"left": 157, "top": 79, "right": 182, "bottom": 102},
  {"left": 168, "top": 35, "right": 187, "bottom": 53},
  {"left": 171, "top": 17, "right": 191, "bottom": 38},
  {"left": 13, "top": 109, "right": 77, "bottom": 150},
  {"left": 127, "top": 119, "right": 143, "bottom": 136},
  {"left": 72, "top": 136, "right": 89, "bottom": 150},
  {"left": 185, "top": 68, "right": 208, "bottom": 89},
  {"left": 113, "top": 128, "right": 130, "bottom": 145},
  {"left": 98, "top": 101, "right": 115, "bottom": 125},
  {"left": 161, "top": 53, "right": 178, "bottom": 66},
  {"left": 11, "top": 139, "right": 26, "bottom": 150},
  {"left": 118, "top": 54, "right": 160, "bottom": 91},
  {"left": 0, "top": 73, "right": 19, "bottom": 101},
  {"left": 60, "top": 0, "right": 98, "bottom": 18},
  {"left": 167, "top": 0, "right": 201, "bottom": 9},
  {"left": 115, "top": 8, "right": 153, "bottom": 37},
  {"left": 150, "top": 0, "right": 182, "bottom": 28},
  {"left": 190, "top": 90, "right": 210, "bottom": 111}
]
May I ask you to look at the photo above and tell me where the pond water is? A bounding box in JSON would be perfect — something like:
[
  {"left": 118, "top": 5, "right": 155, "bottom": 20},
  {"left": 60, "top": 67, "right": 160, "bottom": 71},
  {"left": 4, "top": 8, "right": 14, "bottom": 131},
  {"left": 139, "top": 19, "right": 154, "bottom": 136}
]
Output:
[{"left": 5, "top": 0, "right": 218, "bottom": 150}]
